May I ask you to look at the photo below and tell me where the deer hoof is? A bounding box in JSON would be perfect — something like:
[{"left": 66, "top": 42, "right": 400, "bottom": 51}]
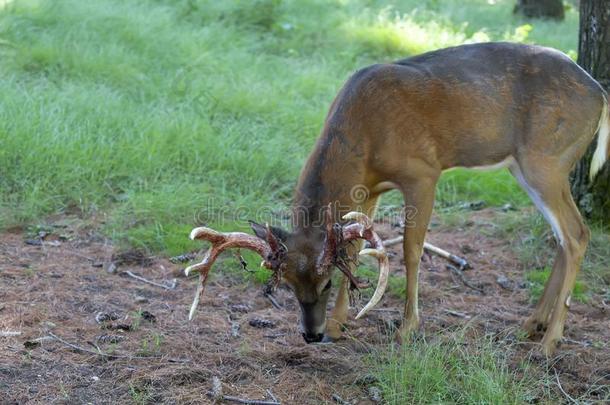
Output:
[
  {"left": 540, "top": 336, "right": 559, "bottom": 358},
  {"left": 321, "top": 334, "right": 336, "bottom": 343},
  {"left": 395, "top": 318, "right": 420, "bottom": 344}
]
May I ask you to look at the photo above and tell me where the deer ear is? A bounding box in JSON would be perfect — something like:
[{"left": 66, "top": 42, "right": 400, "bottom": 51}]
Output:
[{"left": 248, "top": 221, "right": 290, "bottom": 243}]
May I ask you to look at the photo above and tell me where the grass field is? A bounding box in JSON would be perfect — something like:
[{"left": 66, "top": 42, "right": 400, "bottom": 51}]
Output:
[
  {"left": 0, "top": 0, "right": 581, "bottom": 254},
  {"left": 372, "top": 332, "right": 548, "bottom": 404},
  {"left": 3, "top": 1, "right": 608, "bottom": 403}
]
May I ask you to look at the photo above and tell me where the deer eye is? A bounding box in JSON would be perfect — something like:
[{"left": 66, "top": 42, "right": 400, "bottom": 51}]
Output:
[{"left": 322, "top": 280, "right": 332, "bottom": 292}]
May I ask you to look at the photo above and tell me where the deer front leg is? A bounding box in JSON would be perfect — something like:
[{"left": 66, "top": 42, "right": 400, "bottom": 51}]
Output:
[
  {"left": 325, "top": 197, "right": 380, "bottom": 341},
  {"left": 326, "top": 275, "right": 349, "bottom": 340},
  {"left": 326, "top": 237, "right": 364, "bottom": 340},
  {"left": 397, "top": 176, "right": 438, "bottom": 343}
]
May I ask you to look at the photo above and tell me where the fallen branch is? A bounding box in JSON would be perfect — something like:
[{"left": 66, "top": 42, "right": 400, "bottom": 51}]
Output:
[
  {"left": 369, "top": 308, "right": 401, "bottom": 313},
  {"left": 46, "top": 332, "right": 188, "bottom": 363},
  {"left": 208, "top": 376, "right": 280, "bottom": 405},
  {"left": 264, "top": 293, "right": 282, "bottom": 310},
  {"left": 266, "top": 390, "right": 278, "bottom": 403},
  {"left": 331, "top": 394, "right": 352, "bottom": 405},
  {"left": 124, "top": 270, "right": 177, "bottom": 290},
  {"left": 382, "top": 237, "right": 471, "bottom": 270},
  {"left": 445, "top": 309, "right": 471, "bottom": 319},
  {"left": 64, "top": 251, "right": 96, "bottom": 262},
  {"left": 209, "top": 395, "right": 280, "bottom": 405},
  {"left": 554, "top": 371, "right": 578, "bottom": 405},
  {"left": 0, "top": 331, "right": 22, "bottom": 337},
  {"left": 263, "top": 332, "right": 286, "bottom": 339},
  {"left": 446, "top": 264, "right": 484, "bottom": 294},
  {"left": 562, "top": 337, "right": 592, "bottom": 348}
]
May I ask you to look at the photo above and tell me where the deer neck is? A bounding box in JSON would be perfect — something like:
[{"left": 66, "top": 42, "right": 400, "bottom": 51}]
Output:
[{"left": 291, "top": 126, "right": 370, "bottom": 235}]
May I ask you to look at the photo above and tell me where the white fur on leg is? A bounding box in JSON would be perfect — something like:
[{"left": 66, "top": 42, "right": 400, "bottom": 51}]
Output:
[{"left": 510, "top": 164, "right": 566, "bottom": 247}]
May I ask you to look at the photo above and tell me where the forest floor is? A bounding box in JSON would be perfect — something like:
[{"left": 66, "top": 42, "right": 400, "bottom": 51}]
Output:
[{"left": 1, "top": 209, "right": 608, "bottom": 404}]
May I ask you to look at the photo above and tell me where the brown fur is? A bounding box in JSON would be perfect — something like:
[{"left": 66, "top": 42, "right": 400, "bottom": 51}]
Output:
[{"left": 276, "top": 42, "right": 606, "bottom": 354}]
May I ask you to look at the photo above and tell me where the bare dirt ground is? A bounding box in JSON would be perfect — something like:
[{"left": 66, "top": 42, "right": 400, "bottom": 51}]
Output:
[{"left": 1, "top": 209, "right": 608, "bottom": 404}]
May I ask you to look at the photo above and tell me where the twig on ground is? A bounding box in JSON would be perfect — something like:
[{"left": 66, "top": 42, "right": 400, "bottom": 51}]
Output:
[
  {"left": 206, "top": 392, "right": 280, "bottom": 405},
  {"left": 445, "top": 309, "right": 471, "bottom": 319},
  {"left": 86, "top": 340, "right": 104, "bottom": 355},
  {"left": 64, "top": 251, "right": 96, "bottom": 262},
  {"left": 215, "top": 396, "right": 279, "bottom": 405},
  {"left": 23, "top": 336, "right": 54, "bottom": 348},
  {"left": 208, "top": 376, "right": 281, "bottom": 404},
  {"left": 46, "top": 332, "right": 189, "bottom": 363},
  {"left": 48, "top": 331, "right": 119, "bottom": 358},
  {"left": 263, "top": 333, "right": 286, "bottom": 339},
  {"left": 0, "top": 331, "right": 22, "bottom": 337},
  {"left": 211, "top": 376, "right": 223, "bottom": 400},
  {"left": 379, "top": 236, "right": 402, "bottom": 248},
  {"left": 382, "top": 237, "right": 471, "bottom": 270},
  {"left": 264, "top": 293, "right": 282, "bottom": 310},
  {"left": 266, "top": 390, "right": 278, "bottom": 403},
  {"left": 331, "top": 394, "right": 352, "bottom": 405},
  {"left": 554, "top": 370, "right": 578, "bottom": 404},
  {"left": 124, "top": 270, "right": 177, "bottom": 290},
  {"left": 369, "top": 308, "right": 400, "bottom": 313},
  {"left": 446, "top": 264, "right": 485, "bottom": 294},
  {"left": 228, "top": 316, "right": 240, "bottom": 338},
  {"left": 562, "top": 337, "right": 592, "bottom": 348}
]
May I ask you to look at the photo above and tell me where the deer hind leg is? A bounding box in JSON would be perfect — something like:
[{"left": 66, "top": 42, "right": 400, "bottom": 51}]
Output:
[
  {"left": 325, "top": 196, "right": 380, "bottom": 340},
  {"left": 510, "top": 162, "right": 589, "bottom": 356},
  {"left": 396, "top": 175, "right": 439, "bottom": 342}
]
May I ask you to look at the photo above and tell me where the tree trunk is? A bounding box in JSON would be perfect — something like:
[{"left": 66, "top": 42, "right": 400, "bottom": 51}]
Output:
[
  {"left": 514, "top": 0, "right": 565, "bottom": 20},
  {"left": 571, "top": 0, "right": 610, "bottom": 222}
]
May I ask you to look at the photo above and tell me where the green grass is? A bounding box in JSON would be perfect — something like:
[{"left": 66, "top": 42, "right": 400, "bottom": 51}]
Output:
[
  {"left": 357, "top": 264, "right": 405, "bottom": 298},
  {"left": 434, "top": 206, "right": 609, "bottom": 302},
  {"left": 371, "top": 332, "right": 552, "bottom": 404},
  {"left": 488, "top": 208, "right": 610, "bottom": 300},
  {"left": 0, "top": 0, "right": 580, "bottom": 253},
  {"left": 526, "top": 267, "right": 588, "bottom": 303},
  {"left": 129, "top": 383, "right": 154, "bottom": 405},
  {"left": 0, "top": 3, "right": 599, "bottom": 401}
]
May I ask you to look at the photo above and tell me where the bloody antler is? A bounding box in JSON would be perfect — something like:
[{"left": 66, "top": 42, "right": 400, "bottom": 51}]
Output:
[
  {"left": 316, "top": 205, "right": 389, "bottom": 319},
  {"left": 185, "top": 225, "right": 285, "bottom": 320},
  {"left": 340, "top": 212, "right": 389, "bottom": 319}
]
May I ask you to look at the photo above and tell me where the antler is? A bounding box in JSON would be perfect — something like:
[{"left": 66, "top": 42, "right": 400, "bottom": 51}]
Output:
[
  {"left": 316, "top": 205, "right": 389, "bottom": 319},
  {"left": 316, "top": 204, "right": 341, "bottom": 274},
  {"left": 340, "top": 212, "right": 389, "bottom": 319},
  {"left": 185, "top": 225, "right": 285, "bottom": 320}
]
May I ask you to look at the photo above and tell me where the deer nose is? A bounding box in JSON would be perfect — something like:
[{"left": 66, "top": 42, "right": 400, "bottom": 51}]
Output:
[{"left": 302, "top": 332, "right": 324, "bottom": 343}]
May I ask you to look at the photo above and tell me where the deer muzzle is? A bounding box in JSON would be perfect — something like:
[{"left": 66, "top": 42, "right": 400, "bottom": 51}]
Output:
[{"left": 298, "top": 300, "right": 327, "bottom": 343}]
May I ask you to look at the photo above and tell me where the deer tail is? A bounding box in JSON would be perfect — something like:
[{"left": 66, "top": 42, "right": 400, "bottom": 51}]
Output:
[{"left": 590, "top": 95, "right": 609, "bottom": 181}]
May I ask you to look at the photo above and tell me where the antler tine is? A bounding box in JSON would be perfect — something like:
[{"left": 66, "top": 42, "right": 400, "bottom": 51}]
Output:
[
  {"left": 265, "top": 223, "right": 283, "bottom": 253},
  {"left": 189, "top": 227, "right": 225, "bottom": 243},
  {"left": 342, "top": 211, "right": 372, "bottom": 231},
  {"left": 341, "top": 212, "right": 390, "bottom": 319},
  {"left": 316, "top": 207, "right": 389, "bottom": 315},
  {"left": 354, "top": 248, "right": 389, "bottom": 319},
  {"left": 324, "top": 202, "right": 334, "bottom": 234},
  {"left": 184, "top": 226, "right": 278, "bottom": 320},
  {"left": 316, "top": 203, "right": 340, "bottom": 275}
]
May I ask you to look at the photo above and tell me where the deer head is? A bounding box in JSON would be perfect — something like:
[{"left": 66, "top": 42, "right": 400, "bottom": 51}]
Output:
[{"left": 184, "top": 205, "right": 389, "bottom": 343}]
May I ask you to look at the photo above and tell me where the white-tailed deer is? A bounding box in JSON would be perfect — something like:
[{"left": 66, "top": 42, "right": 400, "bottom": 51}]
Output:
[{"left": 186, "top": 42, "right": 609, "bottom": 355}]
